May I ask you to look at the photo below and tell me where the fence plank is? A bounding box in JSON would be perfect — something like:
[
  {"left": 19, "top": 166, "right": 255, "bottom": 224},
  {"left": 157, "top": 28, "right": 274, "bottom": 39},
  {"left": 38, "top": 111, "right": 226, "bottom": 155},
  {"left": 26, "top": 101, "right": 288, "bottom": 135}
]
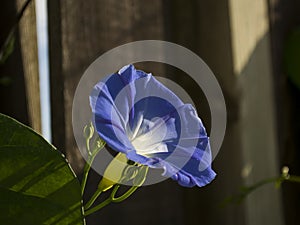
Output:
[
  {"left": 0, "top": 0, "right": 40, "bottom": 131},
  {"left": 269, "top": 0, "right": 300, "bottom": 224},
  {"left": 166, "top": 1, "right": 246, "bottom": 225},
  {"left": 228, "top": 0, "right": 284, "bottom": 224},
  {"left": 48, "top": 1, "right": 185, "bottom": 225},
  {"left": 16, "top": 0, "right": 41, "bottom": 132}
]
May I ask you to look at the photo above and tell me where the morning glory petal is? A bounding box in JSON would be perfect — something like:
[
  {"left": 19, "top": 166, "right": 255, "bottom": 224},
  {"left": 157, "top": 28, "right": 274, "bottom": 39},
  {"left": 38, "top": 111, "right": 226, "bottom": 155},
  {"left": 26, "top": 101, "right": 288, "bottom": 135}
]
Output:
[
  {"left": 145, "top": 104, "right": 216, "bottom": 187},
  {"left": 90, "top": 79, "right": 133, "bottom": 154},
  {"left": 90, "top": 64, "right": 216, "bottom": 187}
]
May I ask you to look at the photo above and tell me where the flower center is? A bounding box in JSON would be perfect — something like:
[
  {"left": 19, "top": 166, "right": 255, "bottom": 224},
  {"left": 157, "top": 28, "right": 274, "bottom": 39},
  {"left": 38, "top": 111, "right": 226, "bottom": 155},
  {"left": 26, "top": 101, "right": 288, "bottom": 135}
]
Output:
[{"left": 127, "top": 115, "right": 169, "bottom": 156}]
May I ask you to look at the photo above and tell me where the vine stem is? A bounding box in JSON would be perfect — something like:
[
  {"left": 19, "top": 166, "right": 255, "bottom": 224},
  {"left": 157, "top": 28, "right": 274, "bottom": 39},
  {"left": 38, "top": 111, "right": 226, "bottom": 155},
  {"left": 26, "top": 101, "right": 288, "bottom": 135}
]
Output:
[
  {"left": 81, "top": 139, "right": 92, "bottom": 195},
  {"left": 81, "top": 138, "right": 105, "bottom": 195},
  {"left": 84, "top": 188, "right": 102, "bottom": 210},
  {"left": 83, "top": 155, "right": 148, "bottom": 216},
  {"left": 84, "top": 184, "right": 141, "bottom": 216},
  {"left": 223, "top": 170, "right": 300, "bottom": 205},
  {"left": 84, "top": 198, "right": 112, "bottom": 216},
  {"left": 287, "top": 175, "right": 300, "bottom": 183},
  {"left": 81, "top": 157, "right": 92, "bottom": 195},
  {"left": 111, "top": 185, "right": 139, "bottom": 203}
]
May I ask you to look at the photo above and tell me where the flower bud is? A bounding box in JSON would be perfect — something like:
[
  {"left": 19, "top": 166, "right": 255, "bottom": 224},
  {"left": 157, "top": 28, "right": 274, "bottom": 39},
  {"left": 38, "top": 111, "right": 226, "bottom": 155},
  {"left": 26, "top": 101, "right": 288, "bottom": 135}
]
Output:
[{"left": 83, "top": 122, "right": 94, "bottom": 140}]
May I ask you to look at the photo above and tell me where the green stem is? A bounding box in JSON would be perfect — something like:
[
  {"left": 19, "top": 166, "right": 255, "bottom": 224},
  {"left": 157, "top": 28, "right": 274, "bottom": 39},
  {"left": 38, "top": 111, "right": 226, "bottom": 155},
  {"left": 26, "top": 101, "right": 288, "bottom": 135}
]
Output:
[
  {"left": 286, "top": 175, "right": 300, "bottom": 183},
  {"left": 86, "top": 138, "right": 92, "bottom": 156},
  {"left": 81, "top": 156, "right": 93, "bottom": 195},
  {"left": 83, "top": 157, "right": 148, "bottom": 216},
  {"left": 81, "top": 141, "right": 105, "bottom": 195},
  {"left": 224, "top": 173, "right": 300, "bottom": 205},
  {"left": 84, "top": 184, "right": 140, "bottom": 216},
  {"left": 84, "top": 188, "right": 102, "bottom": 210},
  {"left": 111, "top": 184, "right": 139, "bottom": 203},
  {"left": 84, "top": 198, "right": 112, "bottom": 216},
  {"left": 248, "top": 176, "right": 281, "bottom": 191},
  {"left": 240, "top": 173, "right": 300, "bottom": 197}
]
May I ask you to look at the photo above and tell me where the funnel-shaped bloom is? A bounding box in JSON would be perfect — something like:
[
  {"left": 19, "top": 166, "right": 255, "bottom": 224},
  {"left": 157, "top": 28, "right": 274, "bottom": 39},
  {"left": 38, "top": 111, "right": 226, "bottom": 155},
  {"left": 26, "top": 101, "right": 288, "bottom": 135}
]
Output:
[{"left": 90, "top": 65, "right": 216, "bottom": 187}]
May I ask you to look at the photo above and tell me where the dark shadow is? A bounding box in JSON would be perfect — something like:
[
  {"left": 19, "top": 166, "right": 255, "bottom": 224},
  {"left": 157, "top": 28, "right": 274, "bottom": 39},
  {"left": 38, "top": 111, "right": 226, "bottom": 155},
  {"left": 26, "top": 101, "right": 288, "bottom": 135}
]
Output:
[{"left": 268, "top": 1, "right": 300, "bottom": 225}]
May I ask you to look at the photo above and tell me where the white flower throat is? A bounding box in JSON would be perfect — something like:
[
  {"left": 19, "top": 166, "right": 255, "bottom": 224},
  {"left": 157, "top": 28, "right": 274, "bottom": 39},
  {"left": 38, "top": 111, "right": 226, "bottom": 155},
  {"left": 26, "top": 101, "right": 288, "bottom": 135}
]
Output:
[{"left": 127, "top": 114, "right": 170, "bottom": 156}]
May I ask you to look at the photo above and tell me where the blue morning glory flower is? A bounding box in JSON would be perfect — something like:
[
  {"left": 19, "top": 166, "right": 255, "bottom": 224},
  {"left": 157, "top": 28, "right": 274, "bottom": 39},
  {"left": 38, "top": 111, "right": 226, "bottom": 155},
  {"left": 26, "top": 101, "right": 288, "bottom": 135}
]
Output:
[{"left": 90, "top": 64, "right": 216, "bottom": 187}]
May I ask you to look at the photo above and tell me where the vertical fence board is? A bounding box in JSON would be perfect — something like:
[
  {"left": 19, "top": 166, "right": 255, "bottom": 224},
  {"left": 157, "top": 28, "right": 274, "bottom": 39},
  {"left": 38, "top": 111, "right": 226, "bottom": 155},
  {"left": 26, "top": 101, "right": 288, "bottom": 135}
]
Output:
[
  {"left": 0, "top": 0, "right": 40, "bottom": 131},
  {"left": 48, "top": 1, "right": 185, "bottom": 225},
  {"left": 196, "top": 1, "right": 246, "bottom": 225},
  {"left": 0, "top": 1, "right": 28, "bottom": 125},
  {"left": 229, "top": 0, "right": 284, "bottom": 224},
  {"left": 166, "top": 1, "right": 246, "bottom": 225},
  {"left": 269, "top": 0, "right": 300, "bottom": 224},
  {"left": 16, "top": 0, "right": 41, "bottom": 132}
]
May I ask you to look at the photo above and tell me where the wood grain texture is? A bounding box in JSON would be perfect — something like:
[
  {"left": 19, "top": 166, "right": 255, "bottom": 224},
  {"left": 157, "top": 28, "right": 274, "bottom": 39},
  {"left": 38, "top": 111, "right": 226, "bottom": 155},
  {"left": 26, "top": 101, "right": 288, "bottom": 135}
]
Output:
[
  {"left": 0, "top": 0, "right": 40, "bottom": 132},
  {"left": 48, "top": 1, "right": 185, "bottom": 225},
  {"left": 16, "top": 0, "right": 41, "bottom": 133}
]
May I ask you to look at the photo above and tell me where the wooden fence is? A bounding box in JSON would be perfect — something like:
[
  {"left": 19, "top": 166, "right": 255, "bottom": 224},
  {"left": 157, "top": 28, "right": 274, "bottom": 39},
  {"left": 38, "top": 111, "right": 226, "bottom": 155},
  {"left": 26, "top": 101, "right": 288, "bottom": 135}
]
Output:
[{"left": 1, "top": 0, "right": 299, "bottom": 225}]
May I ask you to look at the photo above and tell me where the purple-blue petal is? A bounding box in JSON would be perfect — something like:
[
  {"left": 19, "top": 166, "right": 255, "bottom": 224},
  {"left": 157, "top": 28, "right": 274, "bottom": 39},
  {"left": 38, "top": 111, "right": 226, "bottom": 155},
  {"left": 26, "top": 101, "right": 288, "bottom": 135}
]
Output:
[{"left": 89, "top": 64, "right": 216, "bottom": 187}]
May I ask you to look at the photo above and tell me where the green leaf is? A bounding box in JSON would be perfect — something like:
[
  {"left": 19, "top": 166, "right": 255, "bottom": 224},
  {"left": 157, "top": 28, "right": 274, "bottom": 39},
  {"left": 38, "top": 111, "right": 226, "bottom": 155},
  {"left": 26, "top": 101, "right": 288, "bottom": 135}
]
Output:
[
  {"left": 284, "top": 28, "right": 300, "bottom": 90},
  {"left": 0, "top": 113, "right": 85, "bottom": 225}
]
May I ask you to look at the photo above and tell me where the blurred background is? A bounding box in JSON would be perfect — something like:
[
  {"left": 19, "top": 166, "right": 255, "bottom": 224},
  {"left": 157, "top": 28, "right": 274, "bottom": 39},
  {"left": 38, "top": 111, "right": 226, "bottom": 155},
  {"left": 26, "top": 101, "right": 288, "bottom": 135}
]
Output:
[{"left": 0, "top": 0, "right": 299, "bottom": 225}]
